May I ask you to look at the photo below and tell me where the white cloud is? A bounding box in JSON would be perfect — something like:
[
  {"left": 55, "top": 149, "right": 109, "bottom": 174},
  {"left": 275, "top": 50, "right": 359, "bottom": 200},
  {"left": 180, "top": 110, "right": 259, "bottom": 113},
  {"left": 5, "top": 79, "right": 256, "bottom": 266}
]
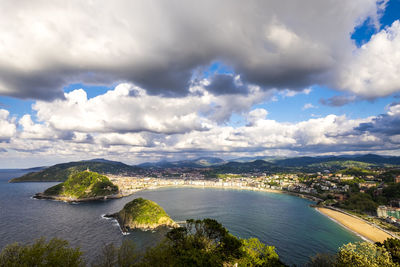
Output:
[
  {"left": 169, "top": 114, "right": 375, "bottom": 154},
  {"left": 31, "top": 82, "right": 272, "bottom": 134},
  {"left": 18, "top": 115, "right": 56, "bottom": 140},
  {"left": 338, "top": 20, "right": 400, "bottom": 97},
  {"left": 97, "top": 133, "right": 149, "bottom": 147},
  {"left": 33, "top": 83, "right": 212, "bottom": 134},
  {"left": 302, "top": 103, "right": 316, "bottom": 110},
  {"left": 247, "top": 108, "right": 268, "bottom": 126},
  {"left": 281, "top": 87, "right": 312, "bottom": 98},
  {"left": 5, "top": 86, "right": 400, "bottom": 166},
  {"left": 0, "top": 109, "right": 16, "bottom": 141}
]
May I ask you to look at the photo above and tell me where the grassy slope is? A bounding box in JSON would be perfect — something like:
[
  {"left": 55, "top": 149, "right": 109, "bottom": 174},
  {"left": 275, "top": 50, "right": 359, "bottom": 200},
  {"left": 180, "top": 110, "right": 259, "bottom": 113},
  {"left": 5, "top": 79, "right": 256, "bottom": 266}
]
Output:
[
  {"left": 338, "top": 167, "right": 375, "bottom": 177},
  {"left": 43, "top": 171, "right": 118, "bottom": 199},
  {"left": 118, "top": 198, "right": 174, "bottom": 226}
]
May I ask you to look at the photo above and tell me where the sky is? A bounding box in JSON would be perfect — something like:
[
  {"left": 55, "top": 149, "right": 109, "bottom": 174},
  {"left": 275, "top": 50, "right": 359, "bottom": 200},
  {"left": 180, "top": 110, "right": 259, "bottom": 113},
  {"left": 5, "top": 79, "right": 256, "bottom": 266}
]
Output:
[{"left": 1, "top": 0, "right": 400, "bottom": 168}]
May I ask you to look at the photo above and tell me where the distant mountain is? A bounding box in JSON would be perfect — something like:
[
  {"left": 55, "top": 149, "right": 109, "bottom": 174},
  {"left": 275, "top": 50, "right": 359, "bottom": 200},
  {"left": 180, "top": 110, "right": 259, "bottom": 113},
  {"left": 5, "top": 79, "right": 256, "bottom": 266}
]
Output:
[
  {"left": 272, "top": 154, "right": 400, "bottom": 167},
  {"left": 23, "top": 166, "right": 47, "bottom": 172},
  {"left": 138, "top": 157, "right": 226, "bottom": 168},
  {"left": 213, "top": 160, "right": 281, "bottom": 174},
  {"left": 9, "top": 160, "right": 142, "bottom": 183},
  {"left": 351, "top": 154, "right": 400, "bottom": 165},
  {"left": 138, "top": 154, "right": 400, "bottom": 173},
  {"left": 137, "top": 160, "right": 172, "bottom": 168},
  {"left": 272, "top": 156, "right": 341, "bottom": 167},
  {"left": 206, "top": 154, "right": 400, "bottom": 174},
  {"left": 192, "top": 157, "right": 226, "bottom": 166},
  {"left": 8, "top": 154, "right": 400, "bottom": 182},
  {"left": 229, "top": 156, "right": 281, "bottom": 163},
  {"left": 82, "top": 158, "right": 123, "bottom": 165},
  {"left": 0, "top": 166, "right": 46, "bottom": 173}
]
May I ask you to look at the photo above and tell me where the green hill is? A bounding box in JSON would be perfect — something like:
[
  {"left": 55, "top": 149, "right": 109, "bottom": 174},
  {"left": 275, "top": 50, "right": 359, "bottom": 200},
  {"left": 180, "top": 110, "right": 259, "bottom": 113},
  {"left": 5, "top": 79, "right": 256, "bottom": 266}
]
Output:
[
  {"left": 112, "top": 198, "right": 177, "bottom": 231},
  {"left": 338, "top": 167, "right": 375, "bottom": 177},
  {"left": 41, "top": 171, "right": 118, "bottom": 199},
  {"left": 9, "top": 160, "right": 142, "bottom": 183}
]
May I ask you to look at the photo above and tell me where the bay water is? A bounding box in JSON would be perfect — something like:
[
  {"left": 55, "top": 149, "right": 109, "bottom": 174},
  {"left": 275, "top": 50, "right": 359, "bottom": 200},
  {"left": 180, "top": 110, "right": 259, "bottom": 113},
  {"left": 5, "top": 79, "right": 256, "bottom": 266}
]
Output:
[{"left": 0, "top": 170, "right": 361, "bottom": 266}]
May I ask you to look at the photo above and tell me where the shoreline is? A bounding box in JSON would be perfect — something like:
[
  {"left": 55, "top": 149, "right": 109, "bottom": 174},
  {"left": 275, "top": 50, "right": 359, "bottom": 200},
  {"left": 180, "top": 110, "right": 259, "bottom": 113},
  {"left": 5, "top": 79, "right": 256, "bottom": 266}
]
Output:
[
  {"left": 316, "top": 207, "right": 395, "bottom": 243},
  {"left": 33, "top": 192, "right": 123, "bottom": 203},
  {"left": 118, "top": 184, "right": 323, "bottom": 203}
]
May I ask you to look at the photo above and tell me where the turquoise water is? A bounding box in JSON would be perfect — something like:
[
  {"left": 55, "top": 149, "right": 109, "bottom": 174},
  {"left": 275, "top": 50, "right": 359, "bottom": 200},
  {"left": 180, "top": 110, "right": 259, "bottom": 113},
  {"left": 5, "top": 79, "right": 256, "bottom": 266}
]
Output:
[{"left": 0, "top": 170, "right": 361, "bottom": 266}]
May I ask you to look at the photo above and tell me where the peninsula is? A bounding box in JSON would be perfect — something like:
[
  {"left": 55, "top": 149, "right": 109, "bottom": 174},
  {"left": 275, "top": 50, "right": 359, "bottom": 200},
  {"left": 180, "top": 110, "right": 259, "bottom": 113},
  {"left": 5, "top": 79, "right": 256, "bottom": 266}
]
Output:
[
  {"left": 34, "top": 171, "right": 119, "bottom": 202},
  {"left": 9, "top": 159, "right": 142, "bottom": 183},
  {"left": 107, "top": 198, "right": 177, "bottom": 231}
]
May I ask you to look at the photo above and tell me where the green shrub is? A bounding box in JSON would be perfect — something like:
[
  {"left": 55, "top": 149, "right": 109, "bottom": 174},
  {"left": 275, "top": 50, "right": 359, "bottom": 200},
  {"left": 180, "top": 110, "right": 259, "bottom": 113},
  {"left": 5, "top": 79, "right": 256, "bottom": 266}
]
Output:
[{"left": 0, "top": 238, "right": 84, "bottom": 267}]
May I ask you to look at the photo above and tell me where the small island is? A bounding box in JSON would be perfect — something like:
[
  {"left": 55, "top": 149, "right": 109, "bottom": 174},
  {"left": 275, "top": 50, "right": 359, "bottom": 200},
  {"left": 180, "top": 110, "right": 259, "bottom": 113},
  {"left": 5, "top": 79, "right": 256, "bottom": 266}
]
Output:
[
  {"left": 34, "top": 170, "right": 120, "bottom": 202},
  {"left": 106, "top": 198, "right": 178, "bottom": 231}
]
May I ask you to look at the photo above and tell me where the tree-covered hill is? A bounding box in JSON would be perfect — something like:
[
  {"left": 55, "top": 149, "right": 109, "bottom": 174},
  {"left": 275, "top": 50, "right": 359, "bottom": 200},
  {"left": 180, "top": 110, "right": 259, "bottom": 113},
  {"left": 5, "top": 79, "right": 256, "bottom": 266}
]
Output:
[
  {"left": 9, "top": 159, "right": 142, "bottom": 182},
  {"left": 138, "top": 157, "right": 226, "bottom": 168},
  {"left": 42, "top": 171, "right": 118, "bottom": 199},
  {"left": 111, "top": 198, "right": 177, "bottom": 231},
  {"left": 138, "top": 154, "right": 400, "bottom": 173}
]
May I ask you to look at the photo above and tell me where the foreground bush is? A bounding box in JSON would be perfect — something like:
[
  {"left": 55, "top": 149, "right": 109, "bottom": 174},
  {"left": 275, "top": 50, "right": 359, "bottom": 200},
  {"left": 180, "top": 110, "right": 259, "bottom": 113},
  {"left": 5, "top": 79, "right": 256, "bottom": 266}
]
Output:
[
  {"left": 0, "top": 238, "right": 84, "bottom": 267},
  {"left": 0, "top": 219, "right": 285, "bottom": 267},
  {"left": 336, "top": 241, "right": 397, "bottom": 267},
  {"left": 98, "top": 219, "right": 285, "bottom": 267},
  {"left": 307, "top": 239, "right": 400, "bottom": 267},
  {"left": 376, "top": 238, "right": 400, "bottom": 265}
]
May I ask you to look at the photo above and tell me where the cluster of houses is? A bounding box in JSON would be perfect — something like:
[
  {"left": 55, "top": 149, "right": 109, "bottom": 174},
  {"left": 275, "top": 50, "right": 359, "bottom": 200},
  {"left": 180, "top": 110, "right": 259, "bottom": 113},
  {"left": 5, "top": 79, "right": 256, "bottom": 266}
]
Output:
[
  {"left": 377, "top": 205, "right": 400, "bottom": 226},
  {"left": 109, "top": 172, "right": 354, "bottom": 199},
  {"left": 109, "top": 171, "right": 400, "bottom": 230},
  {"left": 374, "top": 176, "right": 400, "bottom": 226}
]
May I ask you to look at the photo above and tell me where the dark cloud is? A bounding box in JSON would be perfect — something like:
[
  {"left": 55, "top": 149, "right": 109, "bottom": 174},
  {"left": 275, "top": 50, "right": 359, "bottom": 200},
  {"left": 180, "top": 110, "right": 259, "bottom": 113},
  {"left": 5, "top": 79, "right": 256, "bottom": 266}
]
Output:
[
  {"left": 205, "top": 74, "right": 248, "bottom": 95},
  {"left": 0, "top": 68, "right": 67, "bottom": 100},
  {"left": 355, "top": 103, "right": 400, "bottom": 135},
  {"left": 0, "top": 0, "right": 384, "bottom": 100},
  {"left": 356, "top": 115, "right": 400, "bottom": 135},
  {"left": 319, "top": 95, "right": 357, "bottom": 106}
]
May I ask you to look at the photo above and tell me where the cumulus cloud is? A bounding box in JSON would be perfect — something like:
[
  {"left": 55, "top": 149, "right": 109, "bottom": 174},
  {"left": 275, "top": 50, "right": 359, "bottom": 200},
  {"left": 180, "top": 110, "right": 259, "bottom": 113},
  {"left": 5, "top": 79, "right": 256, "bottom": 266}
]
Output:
[
  {"left": 338, "top": 20, "right": 400, "bottom": 97},
  {"left": 355, "top": 102, "right": 400, "bottom": 135},
  {"left": 0, "top": 109, "right": 16, "bottom": 141},
  {"left": 246, "top": 109, "right": 268, "bottom": 126},
  {"left": 0, "top": 0, "right": 389, "bottom": 100},
  {"left": 6, "top": 96, "right": 400, "bottom": 166},
  {"left": 33, "top": 83, "right": 213, "bottom": 134},
  {"left": 170, "top": 113, "right": 376, "bottom": 155},
  {"left": 22, "top": 82, "right": 271, "bottom": 139}
]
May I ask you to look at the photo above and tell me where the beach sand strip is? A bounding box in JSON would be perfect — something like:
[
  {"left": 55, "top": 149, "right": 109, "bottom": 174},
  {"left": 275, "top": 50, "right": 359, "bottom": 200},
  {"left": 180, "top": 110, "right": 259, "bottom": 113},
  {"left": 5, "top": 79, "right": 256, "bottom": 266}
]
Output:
[{"left": 317, "top": 207, "right": 392, "bottom": 243}]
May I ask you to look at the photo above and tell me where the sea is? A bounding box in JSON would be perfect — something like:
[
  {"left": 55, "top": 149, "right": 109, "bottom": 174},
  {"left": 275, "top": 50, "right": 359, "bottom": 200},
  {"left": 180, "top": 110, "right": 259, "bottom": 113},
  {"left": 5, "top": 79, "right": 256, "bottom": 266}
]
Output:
[{"left": 0, "top": 170, "right": 362, "bottom": 266}]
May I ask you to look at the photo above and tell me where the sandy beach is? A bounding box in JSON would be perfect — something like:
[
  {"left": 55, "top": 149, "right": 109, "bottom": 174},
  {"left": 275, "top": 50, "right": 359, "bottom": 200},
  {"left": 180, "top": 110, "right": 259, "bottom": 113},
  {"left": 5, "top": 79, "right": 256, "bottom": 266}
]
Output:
[{"left": 317, "top": 207, "right": 393, "bottom": 243}]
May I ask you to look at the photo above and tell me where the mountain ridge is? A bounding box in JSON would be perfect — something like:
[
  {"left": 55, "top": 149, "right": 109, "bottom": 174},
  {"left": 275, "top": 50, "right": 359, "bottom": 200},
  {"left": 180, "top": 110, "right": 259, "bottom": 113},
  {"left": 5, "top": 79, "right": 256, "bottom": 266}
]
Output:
[{"left": 8, "top": 154, "right": 400, "bottom": 183}]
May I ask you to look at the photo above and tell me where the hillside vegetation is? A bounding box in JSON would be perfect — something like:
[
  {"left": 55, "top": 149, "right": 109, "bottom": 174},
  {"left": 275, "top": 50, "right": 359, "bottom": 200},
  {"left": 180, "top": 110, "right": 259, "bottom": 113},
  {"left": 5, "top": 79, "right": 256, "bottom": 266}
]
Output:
[
  {"left": 9, "top": 154, "right": 400, "bottom": 183},
  {"left": 338, "top": 167, "right": 375, "bottom": 177},
  {"left": 114, "top": 198, "right": 177, "bottom": 230},
  {"left": 0, "top": 219, "right": 287, "bottom": 267},
  {"left": 43, "top": 171, "right": 118, "bottom": 199},
  {"left": 9, "top": 160, "right": 141, "bottom": 182}
]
